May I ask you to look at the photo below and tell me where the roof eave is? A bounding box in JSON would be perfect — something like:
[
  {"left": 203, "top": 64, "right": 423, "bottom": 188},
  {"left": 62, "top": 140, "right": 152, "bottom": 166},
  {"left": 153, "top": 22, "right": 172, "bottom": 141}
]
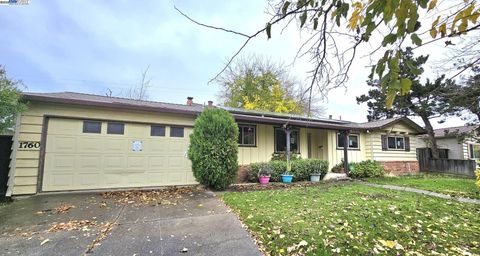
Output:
[{"left": 22, "top": 94, "right": 202, "bottom": 116}]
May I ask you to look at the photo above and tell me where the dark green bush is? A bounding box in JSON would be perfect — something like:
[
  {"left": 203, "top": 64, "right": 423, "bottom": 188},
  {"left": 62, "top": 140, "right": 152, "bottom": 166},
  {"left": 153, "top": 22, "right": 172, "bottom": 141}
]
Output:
[
  {"left": 187, "top": 108, "right": 238, "bottom": 190},
  {"left": 246, "top": 159, "right": 328, "bottom": 182},
  {"left": 348, "top": 160, "right": 385, "bottom": 178}
]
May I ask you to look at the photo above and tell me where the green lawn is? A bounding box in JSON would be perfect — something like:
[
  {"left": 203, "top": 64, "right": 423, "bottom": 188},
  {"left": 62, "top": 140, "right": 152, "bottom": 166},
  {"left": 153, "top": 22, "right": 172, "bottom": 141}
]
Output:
[
  {"left": 222, "top": 183, "right": 480, "bottom": 255},
  {"left": 367, "top": 174, "right": 480, "bottom": 199}
]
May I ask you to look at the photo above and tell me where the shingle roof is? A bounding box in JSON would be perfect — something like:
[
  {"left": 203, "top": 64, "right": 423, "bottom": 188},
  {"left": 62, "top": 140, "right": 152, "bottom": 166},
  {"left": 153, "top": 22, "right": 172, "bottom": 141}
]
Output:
[
  {"left": 430, "top": 125, "right": 478, "bottom": 138},
  {"left": 22, "top": 92, "right": 426, "bottom": 133},
  {"left": 22, "top": 92, "right": 205, "bottom": 115}
]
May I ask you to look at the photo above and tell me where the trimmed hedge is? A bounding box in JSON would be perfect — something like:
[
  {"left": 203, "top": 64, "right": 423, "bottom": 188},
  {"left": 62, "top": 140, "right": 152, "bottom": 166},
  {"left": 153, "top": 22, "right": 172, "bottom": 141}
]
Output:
[
  {"left": 246, "top": 159, "right": 329, "bottom": 182},
  {"left": 348, "top": 160, "right": 385, "bottom": 178},
  {"left": 187, "top": 108, "right": 238, "bottom": 190}
]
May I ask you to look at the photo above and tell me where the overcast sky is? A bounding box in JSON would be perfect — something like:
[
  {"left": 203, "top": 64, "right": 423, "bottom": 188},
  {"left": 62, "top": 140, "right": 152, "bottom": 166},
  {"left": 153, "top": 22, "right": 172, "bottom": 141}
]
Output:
[{"left": 0, "top": 1, "right": 467, "bottom": 128}]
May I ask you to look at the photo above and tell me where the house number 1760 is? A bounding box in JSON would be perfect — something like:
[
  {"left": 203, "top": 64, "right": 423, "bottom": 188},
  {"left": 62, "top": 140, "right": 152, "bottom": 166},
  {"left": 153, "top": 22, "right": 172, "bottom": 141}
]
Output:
[{"left": 19, "top": 142, "right": 40, "bottom": 149}]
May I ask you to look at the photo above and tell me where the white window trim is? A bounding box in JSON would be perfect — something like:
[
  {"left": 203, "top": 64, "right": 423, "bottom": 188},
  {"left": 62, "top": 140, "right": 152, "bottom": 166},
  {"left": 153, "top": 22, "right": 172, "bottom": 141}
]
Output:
[
  {"left": 387, "top": 136, "right": 405, "bottom": 150},
  {"left": 336, "top": 133, "right": 360, "bottom": 149},
  {"left": 238, "top": 124, "right": 256, "bottom": 146}
]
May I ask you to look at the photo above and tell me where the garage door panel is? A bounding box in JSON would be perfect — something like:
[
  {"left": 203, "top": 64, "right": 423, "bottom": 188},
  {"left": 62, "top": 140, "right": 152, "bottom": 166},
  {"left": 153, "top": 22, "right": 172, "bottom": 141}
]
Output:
[
  {"left": 105, "top": 139, "right": 127, "bottom": 152},
  {"left": 148, "top": 156, "right": 168, "bottom": 169},
  {"left": 148, "top": 140, "right": 167, "bottom": 153},
  {"left": 49, "top": 174, "right": 74, "bottom": 187},
  {"left": 78, "top": 137, "right": 103, "bottom": 152},
  {"left": 46, "top": 136, "right": 77, "bottom": 153},
  {"left": 127, "top": 156, "right": 147, "bottom": 169},
  {"left": 48, "top": 119, "right": 79, "bottom": 134},
  {"left": 78, "top": 155, "right": 102, "bottom": 169},
  {"left": 168, "top": 156, "right": 187, "bottom": 168},
  {"left": 43, "top": 118, "right": 195, "bottom": 192},
  {"left": 104, "top": 156, "right": 126, "bottom": 169},
  {"left": 78, "top": 173, "right": 101, "bottom": 186},
  {"left": 50, "top": 155, "right": 76, "bottom": 170}
]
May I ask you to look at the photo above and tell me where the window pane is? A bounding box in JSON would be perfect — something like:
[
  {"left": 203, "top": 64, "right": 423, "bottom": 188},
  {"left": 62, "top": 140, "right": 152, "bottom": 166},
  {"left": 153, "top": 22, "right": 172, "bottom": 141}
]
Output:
[
  {"left": 107, "top": 122, "right": 124, "bottom": 135},
  {"left": 83, "top": 121, "right": 101, "bottom": 133},
  {"left": 276, "top": 128, "right": 298, "bottom": 152},
  {"left": 349, "top": 135, "right": 359, "bottom": 148},
  {"left": 151, "top": 125, "right": 165, "bottom": 136},
  {"left": 473, "top": 145, "right": 480, "bottom": 158},
  {"left": 238, "top": 128, "right": 243, "bottom": 144},
  {"left": 396, "top": 137, "right": 405, "bottom": 149},
  {"left": 275, "top": 129, "right": 287, "bottom": 152},
  {"left": 337, "top": 133, "right": 345, "bottom": 148},
  {"left": 290, "top": 130, "right": 299, "bottom": 152},
  {"left": 170, "top": 127, "right": 184, "bottom": 137},
  {"left": 387, "top": 137, "right": 396, "bottom": 149},
  {"left": 243, "top": 126, "right": 255, "bottom": 145}
]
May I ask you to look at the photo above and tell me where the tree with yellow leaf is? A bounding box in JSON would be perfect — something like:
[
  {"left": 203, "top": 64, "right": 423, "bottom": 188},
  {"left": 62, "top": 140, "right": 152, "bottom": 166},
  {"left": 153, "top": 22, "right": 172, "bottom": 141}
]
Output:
[{"left": 217, "top": 55, "right": 324, "bottom": 116}]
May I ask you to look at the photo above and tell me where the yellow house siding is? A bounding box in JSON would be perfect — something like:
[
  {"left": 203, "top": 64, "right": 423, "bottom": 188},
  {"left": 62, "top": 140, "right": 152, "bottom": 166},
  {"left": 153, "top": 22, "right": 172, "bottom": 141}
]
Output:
[
  {"left": 326, "top": 131, "right": 367, "bottom": 170},
  {"left": 238, "top": 126, "right": 314, "bottom": 165},
  {"left": 368, "top": 123, "right": 419, "bottom": 161}
]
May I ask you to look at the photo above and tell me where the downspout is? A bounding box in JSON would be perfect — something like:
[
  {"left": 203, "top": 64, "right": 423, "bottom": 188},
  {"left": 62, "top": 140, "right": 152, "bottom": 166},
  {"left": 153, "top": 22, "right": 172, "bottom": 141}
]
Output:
[{"left": 6, "top": 115, "right": 21, "bottom": 197}]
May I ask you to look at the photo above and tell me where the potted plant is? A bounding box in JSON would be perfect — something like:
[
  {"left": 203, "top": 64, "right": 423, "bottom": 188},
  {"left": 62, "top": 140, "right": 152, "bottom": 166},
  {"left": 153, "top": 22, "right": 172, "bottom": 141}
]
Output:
[
  {"left": 310, "top": 168, "right": 322, "bottom": 182},
  {"left": 310, "top": 162, "right": 326, "bottom": 182},
  {"left": 258, "top": 164, "right": 272, "bottom": 185},
  {"left": 281, "top": 161, "right": 294, "bottom": 183}
]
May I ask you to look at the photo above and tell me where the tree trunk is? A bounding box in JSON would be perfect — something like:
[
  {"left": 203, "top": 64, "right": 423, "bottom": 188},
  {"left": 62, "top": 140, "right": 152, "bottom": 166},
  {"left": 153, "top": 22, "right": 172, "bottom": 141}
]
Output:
[{"left": 420, "top": 115, "right": 440, "bottom": 159}]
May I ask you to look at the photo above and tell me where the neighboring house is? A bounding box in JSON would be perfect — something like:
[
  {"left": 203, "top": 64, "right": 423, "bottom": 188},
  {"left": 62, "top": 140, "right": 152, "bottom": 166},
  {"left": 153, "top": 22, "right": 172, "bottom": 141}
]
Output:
[
  {"left": 417, "top": 125, "right": 480, "bottom": 160},
  {"left": 7, "top": 92, "right": 425, "bottom": 196}
]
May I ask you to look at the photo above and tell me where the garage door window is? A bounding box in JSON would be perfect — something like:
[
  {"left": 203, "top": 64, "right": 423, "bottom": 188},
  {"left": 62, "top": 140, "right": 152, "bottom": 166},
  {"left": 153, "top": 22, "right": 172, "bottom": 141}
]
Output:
[
  {"left": 151, "top": 125, "right": 166, "bottom": 136},
  {"left": 170, "top": 127, "right": 184, "bottom": 137},
  {"left": 83, "top": 121, "right": 101, "bottom": 133},
  {"left": 107, "top": 122, "right": 124, "bottom": 135}
]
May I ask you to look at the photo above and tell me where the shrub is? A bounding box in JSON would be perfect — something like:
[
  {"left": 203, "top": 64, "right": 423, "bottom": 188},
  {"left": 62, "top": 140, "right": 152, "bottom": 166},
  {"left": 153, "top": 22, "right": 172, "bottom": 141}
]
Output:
[
  {"left": 188, "top": 108, "right": 238, "bottom": 190},
  {"left": 348, "top": 160, "right": 385, "bottom": 178},
  {"left": 271, "top": 152, "right": 301, "bottom": 161},
  {"left": 246, "top": 159, "right": 328, "bottom": 182},
  {"left": 331, "top": 161, "right": 345, "bottom": 173}
]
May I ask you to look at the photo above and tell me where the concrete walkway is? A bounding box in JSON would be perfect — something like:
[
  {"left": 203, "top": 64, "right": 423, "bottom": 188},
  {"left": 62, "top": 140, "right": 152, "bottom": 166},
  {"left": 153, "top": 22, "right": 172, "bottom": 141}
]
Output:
[
  {"left": 0, "top": 189, "right": 261, "bottom": 256},
  {"left": 364, "top": 182, "right": 480, "bottom": 205}
]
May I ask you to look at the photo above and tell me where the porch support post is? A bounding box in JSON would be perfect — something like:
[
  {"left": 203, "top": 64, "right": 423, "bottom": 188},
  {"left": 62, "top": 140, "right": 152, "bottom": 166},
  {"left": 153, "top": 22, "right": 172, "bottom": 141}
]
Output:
[
  {"left": 285, "top": 127, "right": 292, "bottom": 161},
  {"left": 341, "top": 130, "right": 350, "bottom": 174}
]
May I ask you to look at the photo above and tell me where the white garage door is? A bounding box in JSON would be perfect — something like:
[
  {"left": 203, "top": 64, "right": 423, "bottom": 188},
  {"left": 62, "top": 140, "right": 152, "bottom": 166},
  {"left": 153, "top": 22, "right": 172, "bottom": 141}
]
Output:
[{"left": 42, "top": 118, "right": 196, "bottom": 192}]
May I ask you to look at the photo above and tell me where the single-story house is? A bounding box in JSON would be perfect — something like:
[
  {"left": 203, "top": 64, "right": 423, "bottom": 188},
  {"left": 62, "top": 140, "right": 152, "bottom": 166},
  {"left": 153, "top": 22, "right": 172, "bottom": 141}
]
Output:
[
  {"left": 417, "top": 125, "right": 480, "bottom": 160},
  {"left": 7, "top": 92, "right": 425, "bottom": 196}
]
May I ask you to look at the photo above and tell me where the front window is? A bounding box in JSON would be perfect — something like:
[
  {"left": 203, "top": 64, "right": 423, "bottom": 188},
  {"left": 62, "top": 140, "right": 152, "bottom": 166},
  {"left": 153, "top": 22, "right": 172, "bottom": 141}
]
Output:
[
  {"left": 388, "top": 136, "right": 405, "bottom": 150},
  {"left": 275, "top": 128, "right": 299, "bottom": 153},
  {"left": 337, "top": 133, "right": 359, "bottom": 149},
  {"left": 238, "top": 125, "right": 256, "bottom": 146},
  {"left": 471, "top": 144, "right": 480, "bottom": 159}
]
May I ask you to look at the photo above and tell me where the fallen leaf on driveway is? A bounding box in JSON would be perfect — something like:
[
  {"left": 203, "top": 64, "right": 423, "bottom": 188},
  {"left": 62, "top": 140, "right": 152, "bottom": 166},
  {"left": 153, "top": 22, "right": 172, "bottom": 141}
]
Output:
[
  {"left": 40, "top": 238, "right": 50, "bottom": 245},
  {"left": 53, "top": 203, "right": 75, "bottom": 214},
  {"left": 48, "top": 220, "right": 97, "bottom": 232}
]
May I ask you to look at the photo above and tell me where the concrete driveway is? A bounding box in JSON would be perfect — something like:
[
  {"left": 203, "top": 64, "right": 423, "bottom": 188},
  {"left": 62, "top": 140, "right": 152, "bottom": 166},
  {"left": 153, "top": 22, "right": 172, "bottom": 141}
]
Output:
[{"left": 0, "top": 188, "right": 261, "bottom": 256}]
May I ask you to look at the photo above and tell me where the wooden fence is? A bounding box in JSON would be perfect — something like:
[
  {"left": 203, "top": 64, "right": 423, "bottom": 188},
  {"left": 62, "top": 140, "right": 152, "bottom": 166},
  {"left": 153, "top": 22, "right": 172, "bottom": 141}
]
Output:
[{"left": 417, "top": 148, "right": 477, "bottom": 177}]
